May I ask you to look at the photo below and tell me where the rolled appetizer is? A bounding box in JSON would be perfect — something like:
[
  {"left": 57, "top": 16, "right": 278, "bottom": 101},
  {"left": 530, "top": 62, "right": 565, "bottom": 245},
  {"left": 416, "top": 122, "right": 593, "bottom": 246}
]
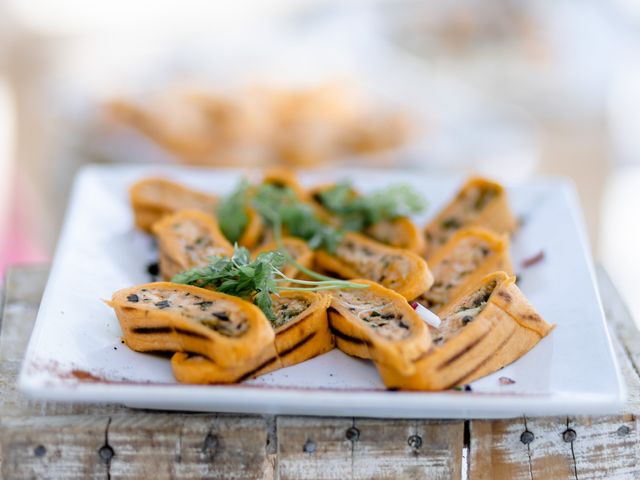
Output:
[
  {"left": 261, "top": 168, "right": 309, "bottom": 200},
  {"left": 329, "top": 280, "right": 432, "bottom": 376},
  {"left": 252, "top": 237, "right": 314, "bottom": 282},
  {"left": 424, "top": 177, "right": 517, "bottom": 258},
  {"left": 315, "top": 232, "right": 433, "bottom": 300},
  {"left": 108, "top": 282, "right": 276, "bottom": 370},
  {"left": 377, "top": 271, "right": 554, "bottom": 391},
  {"left": 130, "top": 177, "right": 218, "bottom": 233},
  {"left": 237, "top": 208, "right": 265, "bottom": 249},
  {"left": 308, "top": 183, "right": 425, "bottom": 253},
  {"left": 171, "top": 291, "right": 332, "bottom": 384},
  {"left": 152, "top": 210, "right": 233, "bottom": 280},
  {"left": 416, "top": 227, "right": 513, "bottom": 313}
]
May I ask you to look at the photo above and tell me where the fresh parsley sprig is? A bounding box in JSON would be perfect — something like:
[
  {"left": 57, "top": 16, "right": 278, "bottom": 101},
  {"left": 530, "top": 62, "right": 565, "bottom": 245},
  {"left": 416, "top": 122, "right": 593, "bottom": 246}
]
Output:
[
  {"left": 316, "top": 182, "right": 425, "bottom": 231},
  {"left": 172, "top": 245, "right": 366, "bottom": 323}
]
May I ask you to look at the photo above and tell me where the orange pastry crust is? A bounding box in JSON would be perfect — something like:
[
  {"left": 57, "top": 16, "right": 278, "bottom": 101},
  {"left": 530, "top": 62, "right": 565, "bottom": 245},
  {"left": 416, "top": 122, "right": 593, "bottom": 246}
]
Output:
[
  {"left": 237, "top": 207, "right": 265, "bottom": 249},
  {"left": 377, "top": 272, "right": 555, "bottom": 391},
  {"left": 129, "top": 177, "right": 218, "bottom": 233},
  {"left": 416, "top": 227, "right": 513, "bottom": 313},
  {"left": 424, "top": 177, "right": 517, "bottom": 258},
  {"left": 314, "top": 232, "right": 433, "bottom": 300},
  {"left": 108, "top": 282, "right": 276, "bottom": 370},
  {"left": 171, "top": 291, "right": 332, "bottom": 384},
  {"left": 152, "top": 210, "right": 233, "bottom": 281},
  {"left": 329, "top": 280, "right": 432, "bottom": 376}
]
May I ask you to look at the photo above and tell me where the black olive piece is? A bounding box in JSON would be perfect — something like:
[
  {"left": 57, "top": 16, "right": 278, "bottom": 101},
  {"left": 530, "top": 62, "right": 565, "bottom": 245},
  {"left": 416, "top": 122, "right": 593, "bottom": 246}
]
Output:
[
  {"left": 127, "top": 294, "right": 139, "bottom": 303},
  {"left": 155, "top": 300, "right": 171, "bottom": 309},
  {"left": 212, "top": 312, "right": 229, "bottom": 321},
  {"left": 195, "top": 301, "right": 213, "bottom": 311},
  {"left": 441, "top": 218, "right": 461, "bottom": 229},
  {"left": 147, "top": 262, "right": 160, "bottom": 277},
  {"left": 462, "top": 316, "right": 473, "bottom": 325}
]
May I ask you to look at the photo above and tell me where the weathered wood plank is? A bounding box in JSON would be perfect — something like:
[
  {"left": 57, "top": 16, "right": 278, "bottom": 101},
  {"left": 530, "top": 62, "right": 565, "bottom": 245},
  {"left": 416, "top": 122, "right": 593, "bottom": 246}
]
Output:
[
  {"left": 570, "top": 414, "right": 638, "bottom": 479},
  {"left": 0, "top": 415, "right": 110, "bottom": 479},
  {"left": 108, "top": 413, "right": 272, "bottom": 479},
  {"left": 277, "top": 417, "right": 463, "bottom": 480},
  {"left": 277, "top": 416, "right": 354, "bottom": 480},
  {"left": 0, "top": 413, "right": 274, "bottom": 479},
  {"left": 352, "top": 419, "right": 463, "bottom": 479}
]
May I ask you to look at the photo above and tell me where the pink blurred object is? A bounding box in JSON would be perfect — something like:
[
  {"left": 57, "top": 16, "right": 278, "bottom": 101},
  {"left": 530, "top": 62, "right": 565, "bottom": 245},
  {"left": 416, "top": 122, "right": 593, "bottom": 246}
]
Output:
[{"left": 0, "top": 173, "right": 49, "bottom": 280}]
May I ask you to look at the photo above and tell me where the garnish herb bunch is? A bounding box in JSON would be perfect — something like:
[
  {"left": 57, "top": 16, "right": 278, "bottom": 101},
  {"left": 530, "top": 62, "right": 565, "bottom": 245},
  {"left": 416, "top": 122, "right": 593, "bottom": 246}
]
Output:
[
  {"left": 172, "top": 246, "right": 366, "bottom": 323},
  {"left": 315, "top": 182, "right": 425, "bottom": 231},
  {"left": 216, "top": 178, "right": 425, "bottom": 253}
]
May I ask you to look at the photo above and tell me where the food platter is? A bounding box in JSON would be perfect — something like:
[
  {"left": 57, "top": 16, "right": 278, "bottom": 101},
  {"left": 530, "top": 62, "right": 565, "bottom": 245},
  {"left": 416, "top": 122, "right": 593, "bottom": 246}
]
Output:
[{"left": 18, "top": 164, "right": 624, "bottom": 418}]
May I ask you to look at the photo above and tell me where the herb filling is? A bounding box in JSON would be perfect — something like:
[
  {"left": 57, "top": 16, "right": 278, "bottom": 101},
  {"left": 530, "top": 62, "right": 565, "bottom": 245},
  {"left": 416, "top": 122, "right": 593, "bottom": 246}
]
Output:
[
  {"left": 419, "top": 237, "right": 493, "bottom": 309},
  {"left": 336, "top": 238, "right": 410, "bottom": 289},
  {"left": 271, "top": 296, "right": 312, "bottom": 329},
  {"left": 126, "top": 288, "right": 249, "bottom": 337},
  {"left": 333, "top": 290, "right": 411, "bottom": 341},
  {"left": 432, "top": 280, "right": 498, "bottom": 345}
]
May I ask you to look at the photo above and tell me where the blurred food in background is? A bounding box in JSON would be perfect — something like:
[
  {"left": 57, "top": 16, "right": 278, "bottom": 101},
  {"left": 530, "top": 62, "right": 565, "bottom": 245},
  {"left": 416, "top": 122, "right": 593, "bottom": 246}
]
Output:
[{"left": 104, "top": 83, "right": 412, "bottom": 167}]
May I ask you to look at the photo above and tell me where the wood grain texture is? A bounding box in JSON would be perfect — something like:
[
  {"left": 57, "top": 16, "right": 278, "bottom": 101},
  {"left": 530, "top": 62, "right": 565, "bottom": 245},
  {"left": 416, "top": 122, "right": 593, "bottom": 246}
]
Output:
[{"left": 277, "top": 417, "right": 463, "bottom": 480}]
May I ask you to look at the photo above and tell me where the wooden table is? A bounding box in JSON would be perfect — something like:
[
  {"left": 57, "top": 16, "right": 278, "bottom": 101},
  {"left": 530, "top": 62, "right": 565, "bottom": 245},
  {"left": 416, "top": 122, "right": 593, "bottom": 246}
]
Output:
[{"left": 1, "top": 266, "right": 639, "bottom": 479}]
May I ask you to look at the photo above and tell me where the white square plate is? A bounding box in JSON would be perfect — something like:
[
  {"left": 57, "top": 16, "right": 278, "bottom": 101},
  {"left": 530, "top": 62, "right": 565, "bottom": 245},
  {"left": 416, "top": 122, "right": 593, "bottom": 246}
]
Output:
[{"left": 18, "top": 165, "right": 624, "bottom": 418}]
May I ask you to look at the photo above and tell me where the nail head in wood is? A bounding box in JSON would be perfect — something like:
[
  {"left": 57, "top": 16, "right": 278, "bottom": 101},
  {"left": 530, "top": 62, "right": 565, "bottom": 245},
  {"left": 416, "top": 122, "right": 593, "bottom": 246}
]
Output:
[
  {"left": 98, "top": 445, "right": 114, "bottom": 462},
  {"left": 346, "top": 427, "right": 360, "bottom": 441},
  {"left": 203, "top": 433, "right": 218, "bottom": 452},
  {"left": 562, "top": 429, "right": 577, "bottom": 443},
  {"left": 33, "top": 445, "right": 46, "bottom": 457},
  {"left": 303, "top": 439, "right": 316, "bottom": 454},
  {"left": 617, "top": 425, "right": 631, "bottom": 436},
  {"left": 408, "top": 435, "right": 423, "bottom": 450},
  {"left": 520, "top": 430, "right": 534, "bottom": 444}
]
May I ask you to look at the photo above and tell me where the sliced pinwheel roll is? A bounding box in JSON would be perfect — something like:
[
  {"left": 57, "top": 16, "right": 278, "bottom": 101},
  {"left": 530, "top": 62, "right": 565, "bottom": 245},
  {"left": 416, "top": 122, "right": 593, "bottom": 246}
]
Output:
[
  {"left": 315, "top": 232, "right": 433, "bottom": 300},
  {"left": 261, "top": 168, "right": 309, "bottom": 200},
  {"left": 424, "top": 177, "right": 517, "bottom": 258},
  {"left": 171, "top": 291, "right": 332, "bottom": 384},
  {"left": 416, "top": 227, "right": 513, "bottom": 313},
  {"left": 377, "top": 271, "right": 554, "bottom": 391},
  {"left": 308, "top": 183, "right": 425, "bottom": 253},
  {"left": 251, "top": 237, "right": 314, "bottom": 283},
  {"left": 108, "top": 282, "right": 275, "bottom": 370},
  {"left": 152, "top": 210, "right": 233, "bottom": 280},
  {"left": 130, "top": 177, "right": 218, "bottom": 233},
  {"left": 329, "top": 280, "right": 431, "bottom": 376}
]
